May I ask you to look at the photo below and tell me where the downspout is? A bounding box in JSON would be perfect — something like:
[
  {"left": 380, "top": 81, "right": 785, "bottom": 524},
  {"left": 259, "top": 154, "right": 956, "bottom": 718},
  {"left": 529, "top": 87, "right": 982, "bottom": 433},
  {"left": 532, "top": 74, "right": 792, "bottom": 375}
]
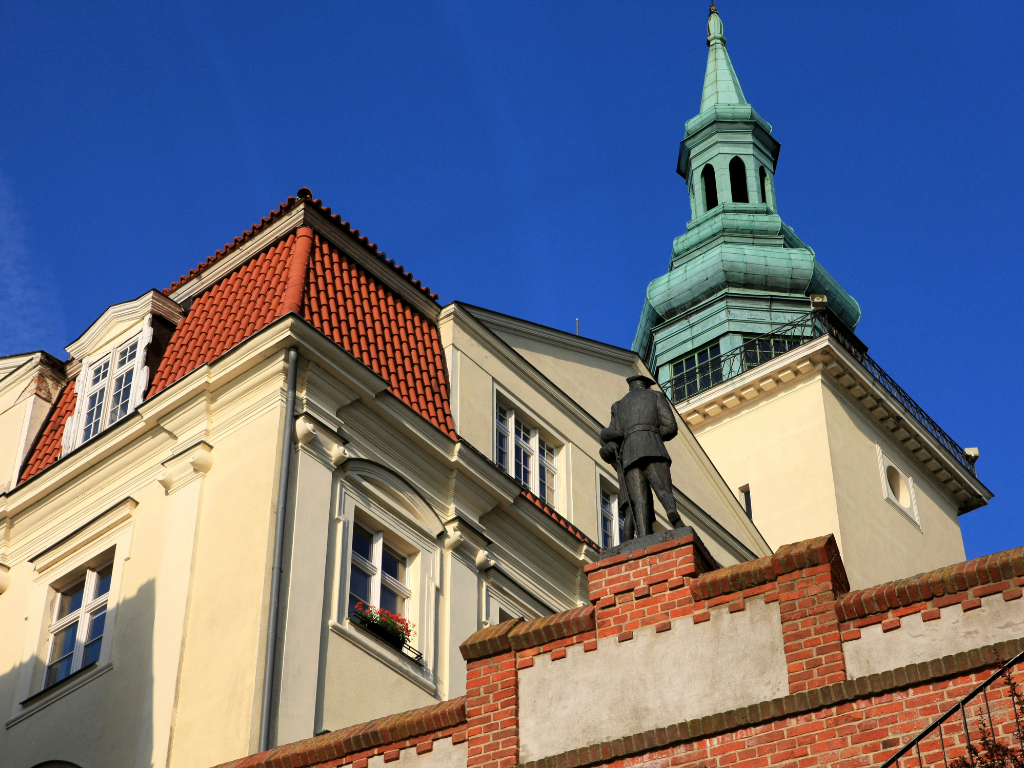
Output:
[
  {"left": 259, "top": 225, "right": 314, "bottom": 751},
  {"left": 259, "top": 345, "right": 299, "bottom": 752}
]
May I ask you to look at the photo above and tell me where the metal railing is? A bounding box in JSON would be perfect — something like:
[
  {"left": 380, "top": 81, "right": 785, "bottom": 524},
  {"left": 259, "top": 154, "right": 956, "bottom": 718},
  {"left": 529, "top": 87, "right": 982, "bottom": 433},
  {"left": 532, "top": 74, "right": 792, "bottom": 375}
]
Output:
[
  {"left": 665, "top": 309, "right": 978, "bottom": 478},
  {"left": 880, "top": 648, "right": 1024, "bottom": 768}
]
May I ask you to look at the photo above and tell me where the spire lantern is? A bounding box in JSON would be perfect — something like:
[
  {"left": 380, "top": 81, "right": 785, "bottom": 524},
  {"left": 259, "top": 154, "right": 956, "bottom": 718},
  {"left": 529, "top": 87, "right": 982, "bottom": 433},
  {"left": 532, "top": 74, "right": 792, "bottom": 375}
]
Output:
[{"left": 633, "top": 6, "right": 861, "bottom": 387}]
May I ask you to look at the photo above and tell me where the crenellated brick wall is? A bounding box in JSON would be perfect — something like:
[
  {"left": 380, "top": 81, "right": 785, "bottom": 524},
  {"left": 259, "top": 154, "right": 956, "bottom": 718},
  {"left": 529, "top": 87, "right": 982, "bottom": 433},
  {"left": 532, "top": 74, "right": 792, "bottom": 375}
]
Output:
[
  {"left": 836, "top": 546, "right": 1024, "bottom": 636},
  {"left": 213, "top": 532, "right": 1024, "bottom": 768}
]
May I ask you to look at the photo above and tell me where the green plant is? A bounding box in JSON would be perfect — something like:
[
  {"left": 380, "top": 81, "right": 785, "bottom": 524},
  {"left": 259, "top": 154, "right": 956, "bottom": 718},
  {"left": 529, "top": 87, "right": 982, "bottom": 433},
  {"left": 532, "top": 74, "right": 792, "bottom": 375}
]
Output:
[
  {"left": 351, "top": 602, "right": 415, "bottom": 643},
  {"left": 951, "top": 666, "right": 1024, "bottom": 768}
]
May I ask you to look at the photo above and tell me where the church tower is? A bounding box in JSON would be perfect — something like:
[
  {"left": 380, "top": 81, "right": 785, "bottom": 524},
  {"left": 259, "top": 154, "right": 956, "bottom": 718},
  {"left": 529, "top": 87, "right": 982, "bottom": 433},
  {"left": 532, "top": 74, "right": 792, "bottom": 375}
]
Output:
[{"left": 633, "top": 6, "right": 991, "bottom": 588}]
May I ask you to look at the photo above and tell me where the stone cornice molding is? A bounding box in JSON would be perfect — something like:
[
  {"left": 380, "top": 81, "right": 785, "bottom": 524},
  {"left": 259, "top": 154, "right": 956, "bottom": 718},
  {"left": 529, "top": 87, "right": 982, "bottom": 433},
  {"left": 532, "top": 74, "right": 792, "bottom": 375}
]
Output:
[
  {"left": 66, "top": 290, "right": 183, "bottom": 361},
  {"left": 462, "top": 304, "right": 638, "bottom": 367},
  {"left": 29, "top": 496, "right": 137, "bottom": 573},
  {"left": 294, "top": 413, "right": 350, "bottom": 467},
  {"left": 440, "top": 303, "right": 606, "bottom": 438},
  {"left": 676, "top": 336, "right": 988, "bottom": 511}
]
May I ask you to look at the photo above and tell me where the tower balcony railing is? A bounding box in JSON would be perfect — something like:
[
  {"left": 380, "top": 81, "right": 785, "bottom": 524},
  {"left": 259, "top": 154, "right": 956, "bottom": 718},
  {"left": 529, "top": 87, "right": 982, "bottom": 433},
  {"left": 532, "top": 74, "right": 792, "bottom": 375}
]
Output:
[{"left": 665, "top": 309, "right": 978, "bottom": 478}]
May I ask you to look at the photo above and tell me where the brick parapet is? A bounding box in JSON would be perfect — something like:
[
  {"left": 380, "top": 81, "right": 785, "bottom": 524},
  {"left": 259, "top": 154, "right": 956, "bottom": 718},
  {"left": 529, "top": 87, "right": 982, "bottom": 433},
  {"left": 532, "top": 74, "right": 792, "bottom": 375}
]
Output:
[
  {"left": 584, "top": 532, "right": 716, "bottom": 604},
  {"left": 213, "top": 699, "right": 468, "bottom": 768},
  {"left": 836, "top": 546, "right": 1024, "bottom": 635},
  {"left": 513, "top": 637, "right": 1024, "bottom": 768},
  {"left": 690, "top": 535, "right": 849, "bottom": 602},
  {"left": 466, "top": 652, "right": 519, "bottom": 768}
]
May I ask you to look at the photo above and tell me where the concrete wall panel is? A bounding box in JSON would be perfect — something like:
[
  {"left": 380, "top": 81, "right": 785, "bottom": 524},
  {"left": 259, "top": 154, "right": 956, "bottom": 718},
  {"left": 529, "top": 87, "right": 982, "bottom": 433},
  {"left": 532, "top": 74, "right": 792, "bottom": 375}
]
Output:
[
  {"left": 844, "top": 595, "right": 1024, "bottom": 679},
  {"left": 518, "top": 598, "right": 788, "bottom": 763}
]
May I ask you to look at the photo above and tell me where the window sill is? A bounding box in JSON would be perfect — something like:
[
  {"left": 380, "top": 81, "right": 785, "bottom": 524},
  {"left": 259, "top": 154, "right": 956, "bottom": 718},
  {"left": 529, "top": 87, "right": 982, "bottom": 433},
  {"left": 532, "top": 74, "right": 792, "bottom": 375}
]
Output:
[
  {"left": 329, "top": 619, "right": 436, "bottom": 696},
  {"left": 7, "top": 661, "right": 112, "bottom": 729}
]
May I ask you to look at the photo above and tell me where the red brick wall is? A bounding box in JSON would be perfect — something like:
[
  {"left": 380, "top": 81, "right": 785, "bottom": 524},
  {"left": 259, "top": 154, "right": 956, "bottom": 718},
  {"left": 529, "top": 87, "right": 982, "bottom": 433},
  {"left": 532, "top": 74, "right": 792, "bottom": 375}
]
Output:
[{"left": 602, "top": 664, "right": 1022, "bottom": 768}]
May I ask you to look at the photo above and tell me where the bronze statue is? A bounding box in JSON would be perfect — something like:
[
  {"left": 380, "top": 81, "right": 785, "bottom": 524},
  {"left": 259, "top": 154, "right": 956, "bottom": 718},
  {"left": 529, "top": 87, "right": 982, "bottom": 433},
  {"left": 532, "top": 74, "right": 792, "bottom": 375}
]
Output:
[{"left": 599, "top": 374, "right": 683, "bottom": 539}]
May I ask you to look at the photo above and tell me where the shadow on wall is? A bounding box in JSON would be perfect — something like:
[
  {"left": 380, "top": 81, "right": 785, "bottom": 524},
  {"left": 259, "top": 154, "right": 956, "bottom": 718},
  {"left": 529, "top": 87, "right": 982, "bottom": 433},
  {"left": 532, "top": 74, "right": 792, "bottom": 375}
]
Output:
[{"left": 0, "top": 579, "right": 158, "bottom": 768}]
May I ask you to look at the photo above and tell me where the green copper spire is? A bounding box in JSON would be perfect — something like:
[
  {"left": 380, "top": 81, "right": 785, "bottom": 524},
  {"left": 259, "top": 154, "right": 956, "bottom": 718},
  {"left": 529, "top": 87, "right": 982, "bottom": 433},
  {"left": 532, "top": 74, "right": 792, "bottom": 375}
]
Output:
[
  {"left": 631, "top": 6, "right": 862, "bottom": 392},
  {"left": 701, "top": 6, "right": 747, "bottom": 112}
]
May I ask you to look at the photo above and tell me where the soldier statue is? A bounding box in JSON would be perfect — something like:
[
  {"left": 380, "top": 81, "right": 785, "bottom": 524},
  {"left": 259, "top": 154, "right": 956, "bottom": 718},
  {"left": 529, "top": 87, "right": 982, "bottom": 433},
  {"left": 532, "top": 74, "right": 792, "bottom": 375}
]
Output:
[{"left": 599, "top": 374, "right": 683, "bottom": 540}]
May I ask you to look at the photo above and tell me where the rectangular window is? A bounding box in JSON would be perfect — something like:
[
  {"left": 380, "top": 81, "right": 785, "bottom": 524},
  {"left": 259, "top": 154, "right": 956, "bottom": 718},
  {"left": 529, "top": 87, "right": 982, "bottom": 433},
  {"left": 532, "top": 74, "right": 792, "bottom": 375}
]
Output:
[
  {"left": 514, "top": 419, "right": 533, "bottom": 488},
  {"left": 670, "top": 343, "right": 722, "bottom": 401},
  {"left": 740, "top": 484, "right": 753, "bottom": 520},
  {"left": 600, "top": 488, "right": 620, "bottom": 549},
  {"left": 348, "top": 523, "right": 412, "bottom": 620},
  {"left": 742, "top": 335, "right": 801, "bottom": 371},
  {"left": 107, "top": 340, "right": 139, "bottom": 426},
  {"left": 538, "top": 438, "right": 557, "bottom": 510},
  {"left": 495, "top": 401, "right": 561, "bottom": 509},
  {"left": 81, "top": 358, "right": 110, "bottom": 442},
  {"left": 44, "top": 563, "right": 113, "bottom": 689},
  {"left": 77, "top": 337, "right": 144, "bottom": 446},
  {"left": 495, "top": 405, "right": 510, "bottom": 471}
]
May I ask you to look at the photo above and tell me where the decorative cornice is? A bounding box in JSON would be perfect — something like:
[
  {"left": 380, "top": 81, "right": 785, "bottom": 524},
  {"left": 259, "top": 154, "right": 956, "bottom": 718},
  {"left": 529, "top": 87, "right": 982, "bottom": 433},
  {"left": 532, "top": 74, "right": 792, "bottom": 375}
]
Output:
[
  {"left": 676, "top": 336, "right": 989, "bottom": 511},
  {"left": 29, "top": 496, "right": 137, "bottom": 572},
  {"left": 836, "top": 545, "right": 1024, "bottom": 622},
  {"left": 463, "top": 304, "right": 638, "bottom": 367}
]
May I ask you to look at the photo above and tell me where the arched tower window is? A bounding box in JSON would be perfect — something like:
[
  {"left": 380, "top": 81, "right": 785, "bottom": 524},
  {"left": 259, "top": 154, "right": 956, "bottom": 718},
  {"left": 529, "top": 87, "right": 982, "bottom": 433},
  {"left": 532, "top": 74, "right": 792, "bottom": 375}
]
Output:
[
  {"left": 759, "top": 166, "right": 768, "bottom": 205},
  {"left": 729, "top": 157, "right": 749, "bottom": 203},
  {"left": 701, "top": 164, "right": 718, "bottom": 211}
]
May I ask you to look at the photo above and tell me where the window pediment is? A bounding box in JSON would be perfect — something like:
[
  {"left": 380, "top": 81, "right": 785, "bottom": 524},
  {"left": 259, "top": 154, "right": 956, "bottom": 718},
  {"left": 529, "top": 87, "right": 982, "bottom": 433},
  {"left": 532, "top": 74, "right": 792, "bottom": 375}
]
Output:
[
  {"left": 65, "top": 291, "right": 182, "bottom": 363},
  {"left": 61, "top": 291, "right": 182, "bottom": 456}
]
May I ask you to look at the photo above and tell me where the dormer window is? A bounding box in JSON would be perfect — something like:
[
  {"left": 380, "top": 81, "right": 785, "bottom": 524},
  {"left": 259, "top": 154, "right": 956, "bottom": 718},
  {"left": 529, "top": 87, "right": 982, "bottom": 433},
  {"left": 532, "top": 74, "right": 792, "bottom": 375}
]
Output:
[
  {"left": 77, "top": 338, "right": 143, "bottom": 445},
  {"left": 61, "top": 291, "right": 182, "bottom": 456}
]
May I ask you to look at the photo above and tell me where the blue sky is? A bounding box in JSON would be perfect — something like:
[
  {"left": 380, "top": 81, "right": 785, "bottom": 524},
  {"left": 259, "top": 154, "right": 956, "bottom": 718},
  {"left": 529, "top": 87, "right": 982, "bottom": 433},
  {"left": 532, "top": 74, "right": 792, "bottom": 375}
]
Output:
[{"left": 0, "top": 2, "right": 1019, "bottom": 559}]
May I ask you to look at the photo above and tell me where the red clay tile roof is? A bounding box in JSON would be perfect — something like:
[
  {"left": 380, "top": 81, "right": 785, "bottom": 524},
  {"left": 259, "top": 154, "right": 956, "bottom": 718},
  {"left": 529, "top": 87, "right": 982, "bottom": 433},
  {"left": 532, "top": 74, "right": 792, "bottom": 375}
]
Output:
[
  {"left": 521, "top": 490, "right": 599, "bottom": 550},
  {"left": 304, "top": 233, "right": 455, "bottom": 437},
  {"left": 18, "top": 216, "right": 457, "bottom": 484},
  {"left": 19, "top": 382, "right": 76, "bottom": 482},
  {"left": 165, "top": 188, "right": 439, "bottom": 301},
  {"left": 149, "top": 226, "right": 457, "bottom": 438},
  {"left": 148, "top": 228, "right": 307, "bottom": 397}
]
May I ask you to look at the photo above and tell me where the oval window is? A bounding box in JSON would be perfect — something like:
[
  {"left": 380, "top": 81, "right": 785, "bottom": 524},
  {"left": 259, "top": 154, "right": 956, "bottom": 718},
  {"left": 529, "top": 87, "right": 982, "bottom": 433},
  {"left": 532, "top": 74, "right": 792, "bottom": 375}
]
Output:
[{"left": 886, "top": 465, "right": 910, "bottom": 509}]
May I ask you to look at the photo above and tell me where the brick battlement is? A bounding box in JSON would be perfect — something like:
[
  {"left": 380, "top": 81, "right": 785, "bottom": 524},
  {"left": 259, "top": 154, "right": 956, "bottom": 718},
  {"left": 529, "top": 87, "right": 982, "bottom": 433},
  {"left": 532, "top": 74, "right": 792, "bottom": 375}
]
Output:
[
  {"left": 214, "top": 698, "right": 467, "bottom": 768},
  {"left": 836, "top": 546, "right": 1024, "bottom": 633}
]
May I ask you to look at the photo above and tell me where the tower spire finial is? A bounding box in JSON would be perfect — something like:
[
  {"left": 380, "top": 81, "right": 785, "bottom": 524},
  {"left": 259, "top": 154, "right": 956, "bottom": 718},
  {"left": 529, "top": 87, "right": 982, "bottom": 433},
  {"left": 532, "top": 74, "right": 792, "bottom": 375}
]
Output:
[{"left": 700, "top": 4, "right": 746, "bottom": 112}]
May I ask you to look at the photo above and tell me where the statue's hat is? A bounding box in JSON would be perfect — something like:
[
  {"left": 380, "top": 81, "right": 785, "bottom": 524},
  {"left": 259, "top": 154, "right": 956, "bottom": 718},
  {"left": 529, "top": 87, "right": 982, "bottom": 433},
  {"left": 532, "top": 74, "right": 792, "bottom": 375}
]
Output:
[{"left": 626, "top": 374, "right": 657, "bottom": 387}]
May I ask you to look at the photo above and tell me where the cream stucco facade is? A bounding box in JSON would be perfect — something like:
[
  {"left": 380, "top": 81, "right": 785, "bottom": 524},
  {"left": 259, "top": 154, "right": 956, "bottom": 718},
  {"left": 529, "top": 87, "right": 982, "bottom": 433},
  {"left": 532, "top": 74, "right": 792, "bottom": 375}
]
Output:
[
  {"left": 676, "top": 335, "right": 986, "bottom": 589},
  {"left": 0, "top": 199, "right": 771, "bottom": 768}
]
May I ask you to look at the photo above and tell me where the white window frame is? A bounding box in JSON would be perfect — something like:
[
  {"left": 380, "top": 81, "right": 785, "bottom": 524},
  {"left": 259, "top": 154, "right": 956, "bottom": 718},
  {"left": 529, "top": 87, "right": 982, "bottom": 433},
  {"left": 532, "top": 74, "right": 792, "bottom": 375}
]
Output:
[
  {"left": 600, "top": 486, "right": 621, "bottom": 549},
  {"left": 483, "top": 583, "right": 540, "bottom": 628},
  {"left": 348, "top": 523, "right": 412, "bottom": 620},
  {"left": 331, "top": 479, "right": 441, "bottom": 694},
  {"left": 43, "top": 563, "right": 113, "bottom": 690},
  {"left": 877, "top": 446, "right": 921, "bottom": 530},
  {"left": 494, "top": 400, "right": 560, "bottom": 510},
  {"left": 62, "top": 320, "right": 154, "bottom": 456}
]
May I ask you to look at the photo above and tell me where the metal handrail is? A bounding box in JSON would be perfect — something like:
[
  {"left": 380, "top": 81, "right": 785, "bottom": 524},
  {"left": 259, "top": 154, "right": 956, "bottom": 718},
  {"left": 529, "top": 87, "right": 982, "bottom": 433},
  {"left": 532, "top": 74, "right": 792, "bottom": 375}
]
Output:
[
  {"left": 667, "top": 309, "right": 978, "bottom": 478},
  {"left": 880, "top": 648, "right": 1024, "bottom": 768}
]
